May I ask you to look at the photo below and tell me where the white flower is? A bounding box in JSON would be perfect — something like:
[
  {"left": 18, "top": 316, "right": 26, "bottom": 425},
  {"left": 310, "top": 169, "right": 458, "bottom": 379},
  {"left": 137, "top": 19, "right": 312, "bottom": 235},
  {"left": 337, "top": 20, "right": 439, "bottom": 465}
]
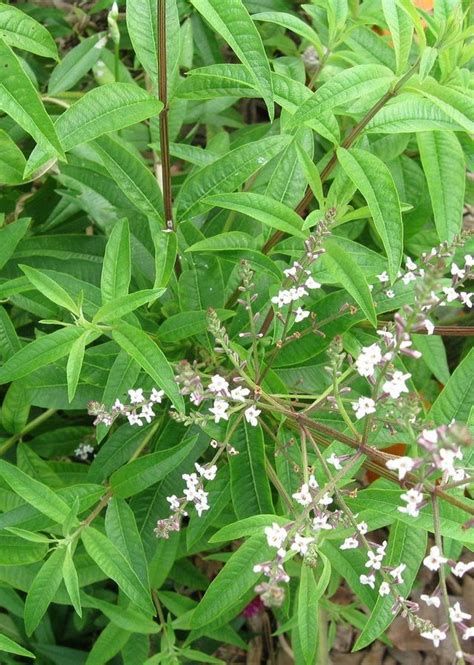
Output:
[
  {"left": 451, "top": 262, "right": 465, "bottom": 279},
  {"left": 464, "top": 254, "right": 473, "bottom": 267},
  {"left": 366, "top": 551, "right": 383, "bottom": 570},
  {"left": 419, "top": 428, "right": 438, "bottom": 446},
  {"left": 424, "top": 319, "right": 435, "bottom": 335},
  {"left": 382, "top": 371, "right": 411, "bottom": 399},
  {"left": 406, "top": 257, "right": 417, "bottom": 271},
  {"left": 449, "top": 602, "right": 471, "bottom": 624},
  {"left": 443, "top": 286, "right": 458, "bottom": 302},
  {"left": 167, "top": 495, "right": 180, "bottom": 511},
  {"left": 284, "top": 264, "right": 298, "bottom": 278},
  {"left": 128, "top": 388, "right": 144, "bottom": 404},
  {"left": 150, "top": 388, "right": 164, "bottom": 403},
  {"left": 352, "top": 397, "right": 376, "bottom": 420},
  {"left": 292, "top": 483, "right": 312, "bottom": 506},
  {"left": 305, "top": 276, "right": 321, "bottom": 290},
  {"left": 438, "top": 447, "right": 463, "bottom": 480},
  {"left": 377, "top": 271, "right": 389, "bottom": 283},
  {"left": 209, "top": 399, "right": 229, "bottom": 423},
  {"left": 460, "top": 291, "right": 473, "bottom": 308},
  {"left": 376, "top": 541, "right": 387, "bottom": 557},
  {"left": 230, "top": 386, "right": 250, "bottom": 402},
  {"left": 360, "top": 574, "right": 375, "bottom": 589},
  {"left": 271, "top": 290, "right": 289, "bottom": 308},
  {"left": 319, "top": 492, "right": 333, "bottom": 506},
  {"left": 327, "top": 453, "right": 342, "bottom": 470},
  {"left": 385, "top": 289, "right": 395, "bottom": 299},
  {"left": 390, "top": 563, "right": 406, "bottom": 584},
  {"left": 195, "top": 463, "right": 217, "bottom": 481},
  {"left": 423, "top": 545, "right": 447, "bottom": 572},
  {"left": 398, "top": 488, "right": 423, "bottom": 518},
  {"left": 182, "top": 472, "right": 199, "bottom": 487},
  {"left": 379, "top": 582, "right": 390, "bottom": 596},
  {"left": 340, "top": 537, "right": 359, "bottom": 550},
  {"left": 291, "top": 533, "right": 315, "bottom": 555},
  {"left": 451, "top": 561, "right": 474, "bottom": 578},
  {"left": 194, "top": 489, "right": 210, "bottom": 516},
  {"left": 74, "top": 443, "right": 94, "bottom": 460},
  {"left": 420, "top": 594, "right": 440, "bottom": 608},
  {"left": 308, "top": 474, "right": 318, "bottom": 489},
  {"left": 357, "top": 522, "right": 368, "bottom": 535},
  {"left": 265, "top": 523, "right": 287, "bottom": 549},
  {"left": 355, "top": 344, "right": 382, "bottom": 378},
  {"left": 463, "top": 627, "right": 474, "bottom": 640},
  {"left": 421, "top": 628, "right": 446, "bottom": 648},
  {"left": 385, "top": 456, "right": 415, "bottom": 480},
  {"left": 313, "top": 514, "right": 332, "bottom": 531},
  {"left": 402, "top": 271, "right": 416, "bottom": 285},
  {"left": 140, "top": 403, "right": 155, "bottom": 423},
  {"left": 208, "top": 375, "right": 229, "bottom": 395},
  {"left": 294, "top": 307, "right": 310, "bottom": 323},
  {"left": 244, "top": 405, "right": 261, "bottom": 427},
  {"left": 113, "top": 399, "right": 125, "bottom": 412},
  {"left": 127, "top": 412, "right": 143, "bottom": 426}
]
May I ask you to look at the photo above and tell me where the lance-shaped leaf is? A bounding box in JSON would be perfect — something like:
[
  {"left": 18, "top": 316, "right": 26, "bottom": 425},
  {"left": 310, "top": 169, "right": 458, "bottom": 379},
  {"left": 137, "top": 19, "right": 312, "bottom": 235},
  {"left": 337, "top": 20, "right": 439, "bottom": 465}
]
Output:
[
  {"left": 190, "top": 0, "right": 274, "bottom": 119},
  {"left": 0, "top": 217, "right": 30, "bottom": 270},
  {"left": 298, "top": 553, "right": 331, "bottom": 665},
  {"left": 112, "top": 321, "right": 184, "bottom": 411},
  {"left": 418, "top": 79, "right": 474, "bottom": 133},
  {"left": 0, "top": 3, "right": 58, "bottom": 59},
  {"left": 337, "top": 147, "right": 403, "bottom": 281},
  {"left": 93, "top": 290, "right": 164, "bottom": 324},
  {"left": 158, "top": 310, "right": 235, "bottom": 344},
  {"left": 205, "top": 192, "right": 307, "bottom": 239},
  {"left": 0, "top": 38, "right": 63, "bottom": 158},
  {"left": 252, "top": 11, "right": 323, "bottom": 56},
  {"left": 0, "top": 326, "right": 84, "bottom": 384},
  {"left": 81, "top": 526, "right": 155, "bottom": 615},
  {"left": 24, "top": 547, "right": 67, "bottom": 635},
  {"left": 101, "top": 219, "right": 131, "bottom": 303},
  {"left": 381, "top": 0, "right": 412, "bottom": 74},
  {"left": 63, "top": 546, "right": 82, "bottom": 617},
  {"left": 323, "top": 237, "right": 377, "bottom": 327},
  {"left": 20, "top": 265, "right": 79, "bottom": 315},
  {"left": 67, "top": 330, "right": 98, "bottom": 403},
  {"left": 106, "top": 498, "right": 149, "bottom": 589},
  {"left": 176, "top": 135, "right": 290, "bottom": 220},
  {"left": 0, "top": 634, "right": 35, "bottom": 659},
  {"left": 0, "top": 129, "right": 27, "bottom": 185},
  {"left": 82, "top": 593, "right": 159, "bottom": 633},
  {"left": 417, "top": 130, "right": 465, "bottom": 243},
  {"left": 48, "top": 33, "right": 105, "bottom": 94},
  {"left": 430, "top": 348, "right": 474, "bottom": 426}
]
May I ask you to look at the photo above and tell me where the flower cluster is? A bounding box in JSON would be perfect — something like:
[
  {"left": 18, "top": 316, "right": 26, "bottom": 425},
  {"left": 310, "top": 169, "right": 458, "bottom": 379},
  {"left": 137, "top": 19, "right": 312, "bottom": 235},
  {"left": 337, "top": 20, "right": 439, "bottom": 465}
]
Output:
[{"left": 88, "top": 387, "right": 164, "bottom": 428}]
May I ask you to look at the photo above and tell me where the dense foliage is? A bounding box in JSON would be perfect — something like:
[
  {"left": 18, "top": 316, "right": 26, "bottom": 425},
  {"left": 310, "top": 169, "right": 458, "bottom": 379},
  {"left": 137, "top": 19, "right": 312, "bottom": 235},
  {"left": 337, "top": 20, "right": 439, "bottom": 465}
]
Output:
[{"left": 0, "top": 0, "right": 473, "bottom": 662}]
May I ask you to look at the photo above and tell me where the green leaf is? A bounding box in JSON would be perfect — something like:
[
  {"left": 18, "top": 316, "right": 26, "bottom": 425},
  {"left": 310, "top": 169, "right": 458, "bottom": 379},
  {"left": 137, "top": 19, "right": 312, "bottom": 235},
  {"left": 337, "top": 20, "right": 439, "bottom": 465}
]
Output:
[
  {"left": 48, "top": 33, "right": 105, "bottom": 94},
  {"left": 86, "top": 621, "right": 131, "bottom": 665},
  {"left": 110, "top": 435, "right": 198, "bottom": 498},
  {"left": 0, "top": 2, "right": 57, "bottom": 59},
  {"left": 152, "top": 229, "right": 177, "bottom": 289},
  {"left": 4, "top": 527, "right": 51, "bottom": 543},
  {"left": 430, "top": 348, "right": 474, "bottom": 426},
  {"left": 417, "top": 131, "right": 465, "bottom": 242},
  {"left": 112, "top": 321, "right": 184, "bottom": 411},
  {"left": 0, "top": 533, "right": 47, "bottom": 565},
  {"left": 191, "top": 533, "right": 274, "bottom": 628},
  {"left": 323, "top": 237, "right": 377, "bottom": 327},
  {"left": 337, "top": 147, "right": 403, "bottom": 281},
  {"left": 381, "top": 0, "right": 413, "bottom": 74},
  {"left": 92, "top": 136, "right": 163, "bottom": 224},
  {"left": 295, "top": 142, "right": 324, "bottom": 209},
  {"left": 67, "top": 331, "right": 96, "bottom": 403},
  {"left": 366, "top": 95, "right": 462, "bottom": 133},
  {"left": 176, "top": 135, "right": 290, "bottom": 220},
  {"left": 82, "top": 593, "right": 159, "bottom": 633},
  {"left": 190, "top": 0, "right": 274, "bottom": 119},
  {"left": 93, "top": 289, "right": 163, "bottom": 324},
  {"left": 396, "top": 0, "right": 426, "bottom": 50},
  {"left": 418, "top": 80, "right": 474, "bottom": 133},
  {"left": 180, "top": 650, "right": 225, "bottom": 664},
  {"left": 1, "top": 381, "right": 31, "bottom": 434},
  {"left": 63, "top": 546, "right": 82, "bottom": 617},
  {"left": 101, "top": 219, "right": 131, "bottom": 303},
  {"left": 252, "top": 11, "right": 323, "bottom": 55},
  {"left": 354, "top": 521, "right": 426, "bottom": 649},
  {"left": 0, "top": 38, "right": 63, "bottom": 158},
  {"left": 289, "top": 65, "right": 394, "bottom": 129},
  {"left": 21, "top": 265, "right": 79, "bottom": 314},
  {"left": 0, "top": 326, "right": 84, "bottom": 384},
  {"left": 0, "top": 459, "right": 72, "bottom": 523},
  {"left": 24, "top": 546, "right": 67, "bottom": 636},
  {"left": 209, "top": 515, "right": 288, "bottom": 543},
  {"left": 0, "top": 634, "right": 35, "bottom": 659},
  {"left": 0, "top": 129, "right": 26, "bottom": 184},
  {"left": 204, "top": 192, "right": 307, "bottom": 239},
  {"left": 412, "top": 334, "right": 450, "bottom": 385},
  {"left": 298, "top": 555, "right": 331, "bottom": 665},
  {"left": 229, "top": 420, "right": 274, "bottom": 519},
  {"left": 157, "top": 309, "right": 235, "bottom": 343},
  {"left": 0, "top": 218, "right": 30, "bottom": 270},
  {"left": 105, "top": 498, "right": 149, "bottom": 590},
  {"left": 81, "top": 526, "right": 155, "bottom": 615}
]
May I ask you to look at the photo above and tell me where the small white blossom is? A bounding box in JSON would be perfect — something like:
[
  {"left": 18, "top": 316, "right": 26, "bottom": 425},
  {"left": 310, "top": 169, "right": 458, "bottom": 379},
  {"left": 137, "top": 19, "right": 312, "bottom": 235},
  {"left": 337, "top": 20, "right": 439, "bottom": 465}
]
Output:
[
  {"left": 209, "top": 399, "right": 229, "bottom": 423},
  {"left": 463, "top": 627, "right": 474, "bottom": 640},
  {"left": 382, "top": 371, "right": 411, "bottom": 399},
  {"left": 451, "top": 262, "right": 465, "bottom": 279},
  {"left": 443, "top": 286, "right": 458, "bottom": 302},
  {"left": 313, "top": 514, "right": 332, "bottom": 531},
  {"left": 420, "top": 594, "right": 440, "bottom": 608},
  {"left": 140, "top": 403, "right": 155, "bottom": 424},
  {"left": 352, "top": 396, "right": 376, "bottom": 420},
  {"left": 167, "top": 495, "right": 180, "bottom": 511},
  {"left": 292, "top": 483, "right": 312, "bottom": 506},
  {"left": 340, "top": 537, "right": 359, "bottom": 550},
  {"left": 128, "top": 388, "right": 144, "bottom": 404},
  {"left": 355, "top": 344, "right": 382, "bottom": 378},
  {"left": 265, "top": 523, "right": 287, "bottom": 549},
  {"left": 150, "top": 388, "right": 164, "bottom": 403},
  {"left": 424, "top": 319, "right": 435, "bottom": 335},
  {"left": 74, "top": 443, "right": 94, "bottom": 460},
  {"left": 291, "top": 533, "right": 315, "bottom": 555},
  {"left": 327, "top": 453, "right": 342, "bottom": 469},
  {"left": 360, "top": 574, "right": 376, "bottom": 589},
  {"left": 294, "top": 307, "right": 310, "bottom": 323},
  {"left": 377, "top": 271, "right": 389, "bottom": 283},
  {"left": 195, "top": 463, "right": 217, "bottom": 481},
  {"left": 230, "top": 386, "right": 250, "bottom": 402},
  {"left": 127, "top": 412, "right": 143, "bottom": 426},
  {"left": 385, "top": 456, "right": 415, "bottom": 480},
  {"left": 385, "top": 289, "right": 395, "bottom": 299},
  {"left": 423, "top": 545, "right": 447, "bottom": 572},
  {"left": 379, "top": 582, "right": 390, "bottom": 596},
  {"left": 421, "top": 628, "right": 446, "bottom": 648},
  {"left": 390, "top": 563, "right": 406, "bottom": 584},
  {"left": 398, "top": 488, "right": 423, "bottom": 517},
  {"left": 208, "top": 375, "right": 229, "bottom": 395},
  {"left": 357, "top": 521, "right": 368, "bottom": 535},
  {"left": 366, "top": 551, "right": 384, "bottom": 570},
  {"left": 449, "top": 602, "right": 471, "bottom": 624},
  {"left": 244, "top": 405, "right": 261, "bottom": 427},
  {"left": 451, "top": 561, "right": 474, "bottom": 578},
  {"left": 308, "top": 474, "right": 318, "bottom": 489},
  {"left": 305, "top": 276, "right": 321, "bottom": 290},
  {"left": 402, "top": 271, "right": 416, "bottom": 285},
  {"left": 319, "top": 492, "right": 333, "bottom": 506},
  {"left": 460, "top": 291, "right": 473, "bottom": 308},
  {"left": 284, "top": 265, "right": 298, "bottom": 278},
  {"left": 465, "top": 254, "right": 473, "bottom": 267}
]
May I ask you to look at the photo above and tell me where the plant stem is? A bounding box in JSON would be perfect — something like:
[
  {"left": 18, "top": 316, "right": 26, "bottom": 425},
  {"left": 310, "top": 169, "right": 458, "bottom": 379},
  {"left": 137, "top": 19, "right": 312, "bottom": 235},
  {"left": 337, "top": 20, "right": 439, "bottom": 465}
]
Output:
[
  {"left": 157, "top": 0, "right": 173, "bottom": 230},
  {"left": 0, "top": 408, "right": 56, "bottom": 457}
]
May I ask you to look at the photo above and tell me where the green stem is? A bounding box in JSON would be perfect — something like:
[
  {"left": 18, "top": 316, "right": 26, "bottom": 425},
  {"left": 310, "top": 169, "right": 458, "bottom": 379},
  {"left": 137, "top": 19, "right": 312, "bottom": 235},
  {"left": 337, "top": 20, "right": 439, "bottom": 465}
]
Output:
[{"left": 0, "top": 408, "right": 56, "bottom": 457}]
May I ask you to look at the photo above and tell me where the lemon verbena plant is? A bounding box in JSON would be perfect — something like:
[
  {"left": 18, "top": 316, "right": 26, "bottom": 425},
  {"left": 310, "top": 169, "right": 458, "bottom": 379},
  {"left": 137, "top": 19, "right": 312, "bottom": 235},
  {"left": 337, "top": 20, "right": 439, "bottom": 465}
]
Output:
[{"left": 0, "top": 0, "right": 472, "bottom": 663}]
